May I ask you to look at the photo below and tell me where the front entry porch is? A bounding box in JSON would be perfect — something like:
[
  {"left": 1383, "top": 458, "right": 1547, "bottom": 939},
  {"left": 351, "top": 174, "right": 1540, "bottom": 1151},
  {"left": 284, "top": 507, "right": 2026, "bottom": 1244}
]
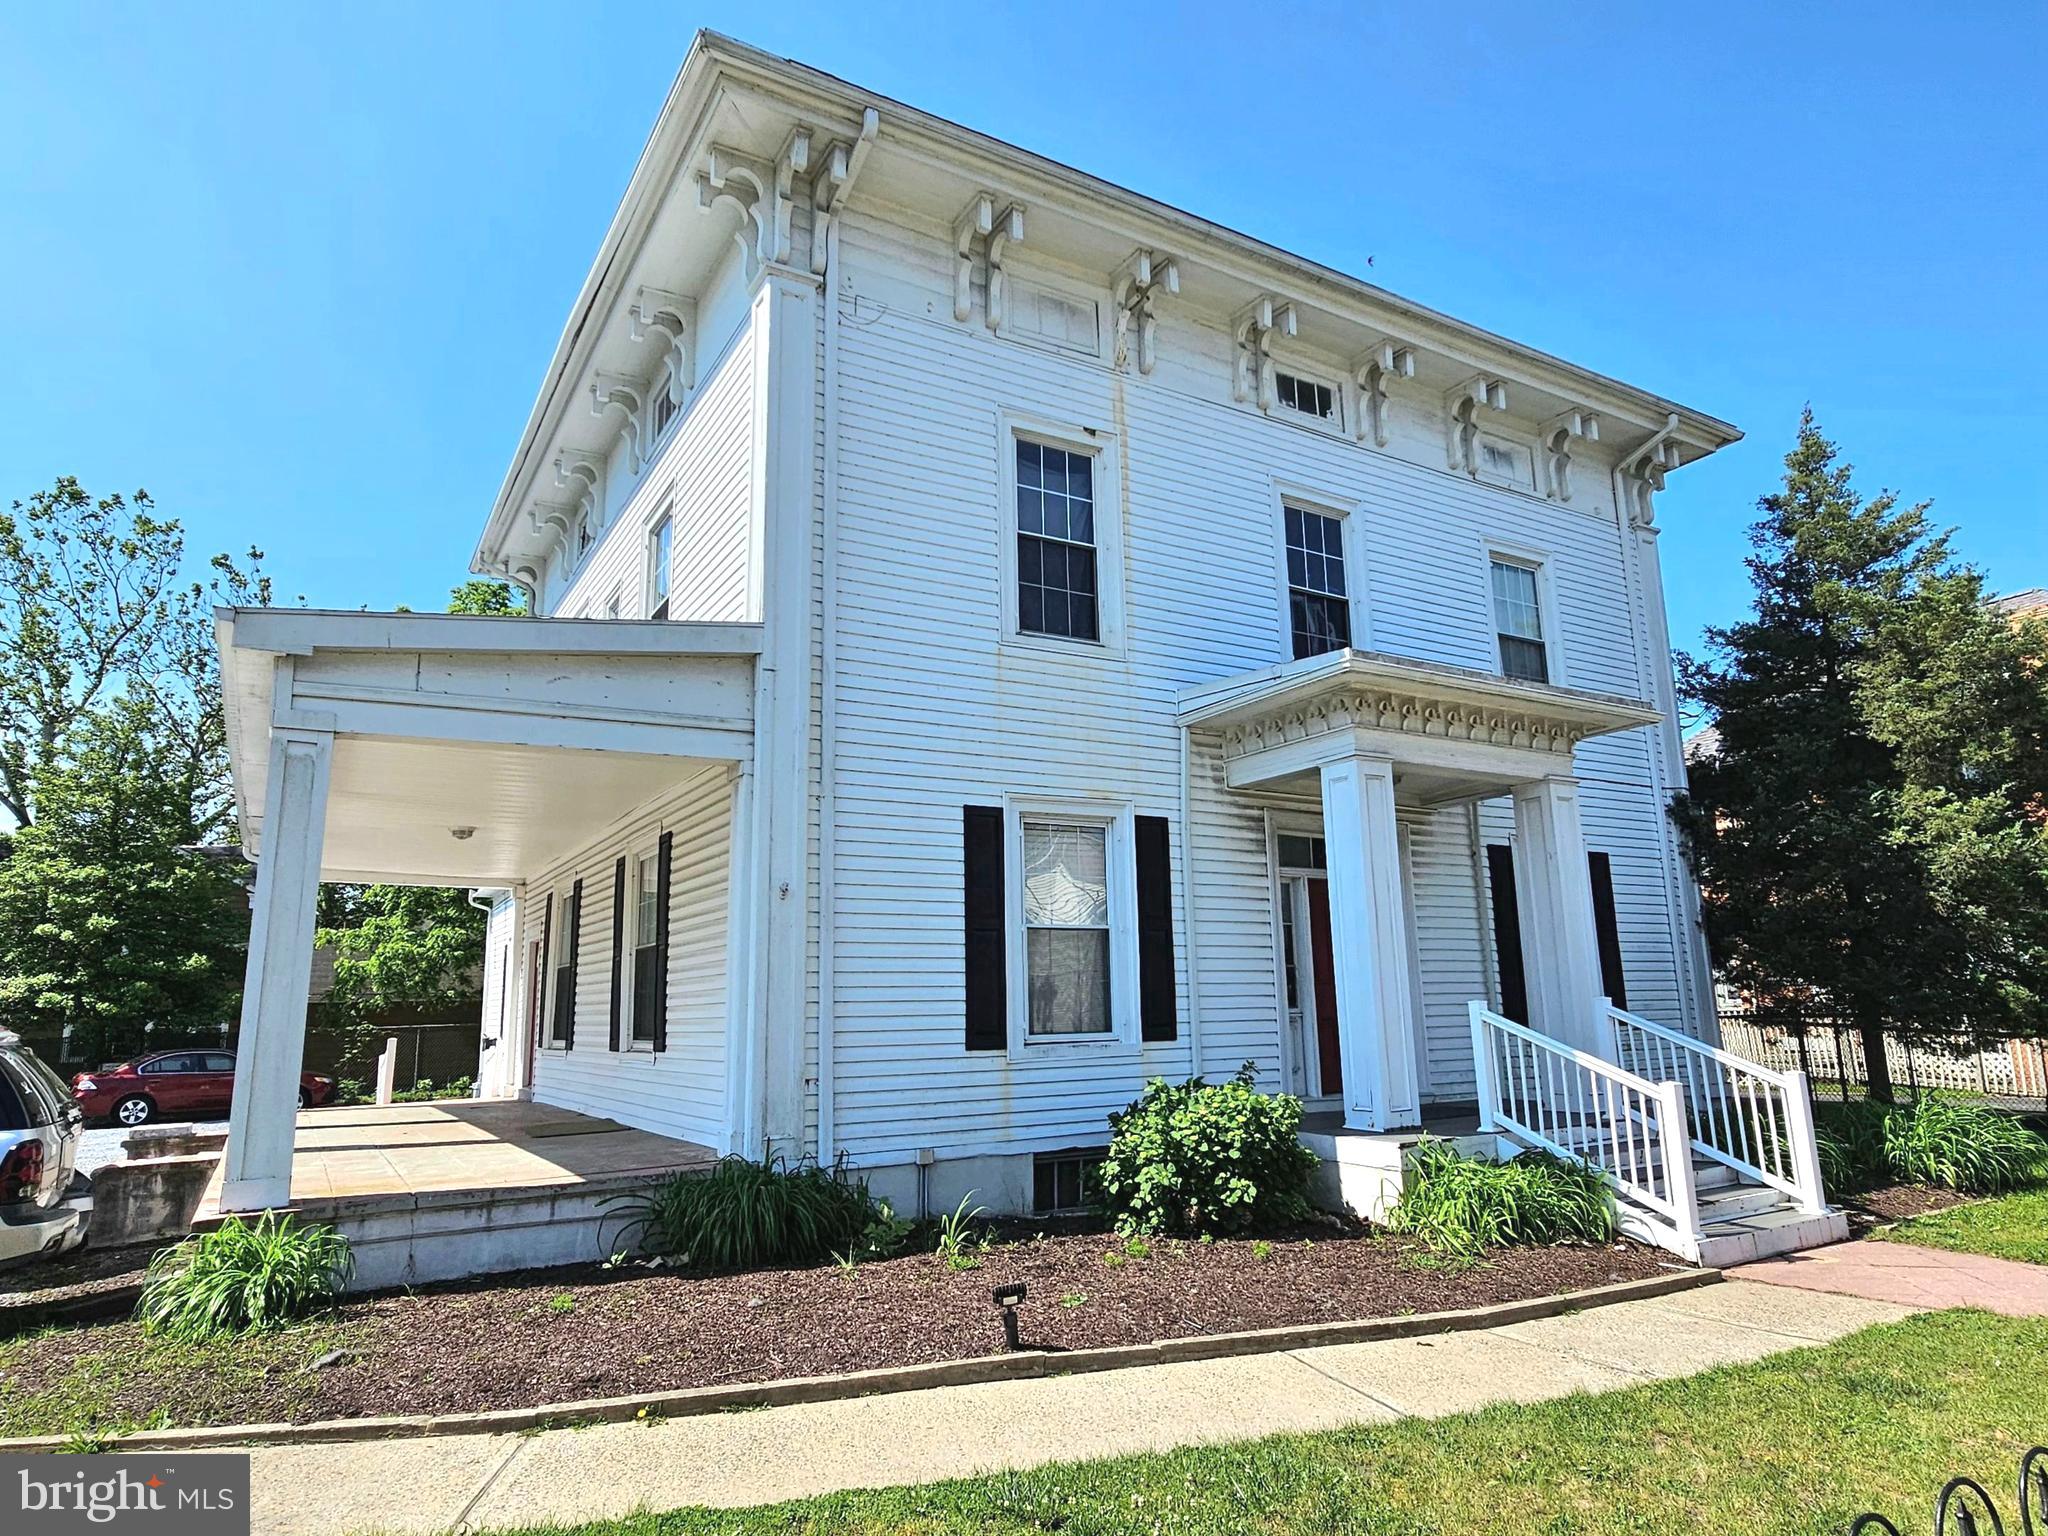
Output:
[{"left": 1181, "top": 648, "right": 1662, "bottom": 1134}]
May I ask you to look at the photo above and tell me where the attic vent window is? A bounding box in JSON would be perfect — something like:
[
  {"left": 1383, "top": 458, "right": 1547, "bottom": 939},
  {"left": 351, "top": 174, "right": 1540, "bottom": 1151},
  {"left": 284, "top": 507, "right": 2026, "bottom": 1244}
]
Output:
[
  {"left": 1275, "top": 371, "right": 1338, "bottom": 425},
  {"left": 650, "top": 380, "right": 679, "bottom": 440}
]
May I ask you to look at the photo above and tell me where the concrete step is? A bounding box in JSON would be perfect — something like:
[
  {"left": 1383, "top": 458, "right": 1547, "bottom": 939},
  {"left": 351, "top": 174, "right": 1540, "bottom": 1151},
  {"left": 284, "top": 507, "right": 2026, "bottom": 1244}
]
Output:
[
  {"left": 1695, "top": 1203, "right": 1849, "bottom": 1268},
  {"left": 1695, "top": 1181, "right": 1792, "bottom": 1222}
]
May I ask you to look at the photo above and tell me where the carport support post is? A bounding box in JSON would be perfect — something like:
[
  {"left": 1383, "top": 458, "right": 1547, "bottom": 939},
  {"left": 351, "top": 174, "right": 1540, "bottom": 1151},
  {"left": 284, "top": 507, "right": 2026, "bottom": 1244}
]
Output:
[{"left": 222, "top": 727, "right": 333, "bottom": 1212}]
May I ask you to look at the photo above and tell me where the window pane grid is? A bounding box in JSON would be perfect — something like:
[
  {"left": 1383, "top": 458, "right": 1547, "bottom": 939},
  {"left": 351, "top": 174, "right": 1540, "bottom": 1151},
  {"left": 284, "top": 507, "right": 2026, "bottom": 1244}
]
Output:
[
  {"left": 1490, "top": 559, "right": 1548, "bottom": 682},
  {"left": 1016, "top": 440, "right": 1099, "bottom": 642},
  {"left": 1022, "top": 822, "right": 1112, "bottom": 1037},
  {"left": 1275, "top": 371, "right": 1337, "bottom": 422},
  {"left": 1286, "top": 506, "right": 1351, "bottom": 659}
]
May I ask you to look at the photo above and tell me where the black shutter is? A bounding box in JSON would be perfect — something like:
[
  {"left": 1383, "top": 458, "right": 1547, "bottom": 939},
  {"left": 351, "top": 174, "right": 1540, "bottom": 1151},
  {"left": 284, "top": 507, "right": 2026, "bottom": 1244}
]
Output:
[
  {"left": 562, "top": 879, "right": 583, "bottom": 1050},
  {"left": 963, "top": 805, "right": 1006, "bottom": 1051},
  {"left": 652, "top": 831, "right": 673, "bottom": 1053},
  {"left": 534, "top": 897, "right": 553, "bottom": 1049},
  {"left": 1135, "top": 815, "right": 1177, "bottom": 1042},
  {"left": 1486, "top": 845, "right": 1529, "bottom": 1024},
  {"left": 609, "top": 857, "right": 627, "bottom": 1052},
  {"left": 1587, "top": 851, "right": 1628, "bottom": 1010}
]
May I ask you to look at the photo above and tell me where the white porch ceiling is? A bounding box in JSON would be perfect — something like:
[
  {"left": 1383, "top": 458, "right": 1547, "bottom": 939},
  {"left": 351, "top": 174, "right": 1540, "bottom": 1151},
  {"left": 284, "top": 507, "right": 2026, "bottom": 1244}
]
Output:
[{"left": 320, "top": 736, "right": 715, "bottom": 887}]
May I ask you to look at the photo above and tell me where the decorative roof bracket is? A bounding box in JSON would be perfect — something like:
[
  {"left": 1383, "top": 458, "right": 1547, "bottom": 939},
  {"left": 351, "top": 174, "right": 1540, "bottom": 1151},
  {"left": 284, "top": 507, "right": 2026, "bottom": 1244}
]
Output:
[
  {"left": 629, "top": 287, "right": 696, "bottom": 406},
  {"left": 553, "top": 448, "right": 606, "bottom": 528},
  {"left": 1114, "top": 249, "right": 1179, "bottom": 375},
  {"left": 1233, "top": 295, "right": 1297, "bottom": 410},
  {"left": 1541, "top": 408, "right": 1601, "bottom": 502},
  {"left": 1620, "top": 434, "right": 1682, "bottom": 530},
  {"left": 527, "top": 500, "right": 576, "bottom": 542},
  {"left": 1446, "top": 374, "right": 1509, "bottom": 476},
  {"left": 1353, "top": 337, "right": 1416, "bottom": 447},
  {"left": 952, "top": 193, "right": 993, "bottom": 322},
  {"left": 696, "top": 146, "right": 774, "bottom": 280},
  {"left": 985, "top": 202, "right": 1025, "bottom": 333},
  {"left": 590, "top": 373, "right": 648, "bottom": 472}
]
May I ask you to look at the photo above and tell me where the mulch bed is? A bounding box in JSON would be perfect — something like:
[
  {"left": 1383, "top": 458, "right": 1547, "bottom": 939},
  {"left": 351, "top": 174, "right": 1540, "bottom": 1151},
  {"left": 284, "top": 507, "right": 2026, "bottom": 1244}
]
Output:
[
  {"left": 0, "top": 1223, "right": 1673, "bottom": 1433},
  {"left": 1843, "top": 1184, "right": 1975, "bottom": 1236},
  {"left": 0, "top": 1243, "right": 162, "bottom": 1311}
]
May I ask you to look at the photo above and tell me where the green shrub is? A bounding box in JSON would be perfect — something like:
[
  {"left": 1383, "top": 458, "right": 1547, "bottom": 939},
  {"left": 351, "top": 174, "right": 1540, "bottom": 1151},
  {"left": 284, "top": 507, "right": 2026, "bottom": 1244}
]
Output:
[
  {"left": 1814, "top": 1100, "right": 1891, "bottom": 1193},
  {"left": 1096, "top": 1063, "right": 1317, "bottom": 1238},
  {"left": 1883, "top": 1095, "right": 2047, "bottom": 1193},
  {"left": 134, "top": 1213, "right": 353, "bottom": 1340},
  {"left": 1390, "top": 1138, "right": 1616, "bottom": 1256},
  {"left": 1814, "top": 1095, "right": 2047, "bottom": 1195},
  {"left": 605, "top": 1155, "right": 887, "bottom": 1270}
]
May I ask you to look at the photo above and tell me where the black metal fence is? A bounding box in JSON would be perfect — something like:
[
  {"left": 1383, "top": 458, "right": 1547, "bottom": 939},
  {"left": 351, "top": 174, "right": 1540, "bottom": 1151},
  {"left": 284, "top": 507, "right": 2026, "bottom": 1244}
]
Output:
[{"left": 1718, "top": 1010, "right": 2048, "bottom": 1114}]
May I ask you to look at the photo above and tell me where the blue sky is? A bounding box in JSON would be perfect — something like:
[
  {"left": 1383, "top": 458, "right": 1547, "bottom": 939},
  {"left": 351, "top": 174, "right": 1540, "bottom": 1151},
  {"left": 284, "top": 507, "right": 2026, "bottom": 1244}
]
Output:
[{"left": 2, "top": 2, "right": 2042, "bottom": 659}]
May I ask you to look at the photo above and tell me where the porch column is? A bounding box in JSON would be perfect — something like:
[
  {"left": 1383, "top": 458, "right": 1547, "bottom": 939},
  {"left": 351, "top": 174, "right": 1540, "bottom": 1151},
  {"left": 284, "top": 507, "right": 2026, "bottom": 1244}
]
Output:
[
  {"left": 221, "top": 727, "right": 333, "bottom": 1212},
  {"left": 1510, "top": 775, "right": 1606, "bottom": 1055},
  {"left": 1318, "top": 753, "right": 1423, "bottom": 1131}
]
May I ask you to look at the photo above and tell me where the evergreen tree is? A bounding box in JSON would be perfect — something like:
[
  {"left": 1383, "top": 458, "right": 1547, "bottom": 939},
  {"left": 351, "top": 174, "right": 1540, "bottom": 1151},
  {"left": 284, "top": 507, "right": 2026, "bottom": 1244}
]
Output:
[{"left": 1674, "top": 413, "right": 2048, "bottom": 1099}]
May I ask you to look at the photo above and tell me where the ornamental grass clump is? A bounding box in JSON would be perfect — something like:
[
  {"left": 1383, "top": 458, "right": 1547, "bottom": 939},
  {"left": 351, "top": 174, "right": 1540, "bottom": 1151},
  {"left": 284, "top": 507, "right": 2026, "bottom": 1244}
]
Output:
[
  {"left": 605, "top": 1154, "right": 892, "bottom": 1270},
  {"left": 1096, "top": 1063, "right": 1317, "bottom": 1238},
  {"left": 1882, "top": 1095, "right": 2047, "bottom": 1193},
  {"left": 1813, "top": 1095, "right": 2047, "bottom": 1195},
  {"left": 1390, "top": 1138, "right": 1616, "bottom": 1257},
  {"left": 135, "top": 1213, "right": 353, "bottom": 1341}
]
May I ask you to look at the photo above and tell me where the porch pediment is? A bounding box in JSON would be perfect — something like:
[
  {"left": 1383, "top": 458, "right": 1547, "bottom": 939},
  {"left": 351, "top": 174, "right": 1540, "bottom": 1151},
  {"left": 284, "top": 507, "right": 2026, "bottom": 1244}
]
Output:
[{"left": 1176, "top": 649, "right": 1662, "bottom": 794}]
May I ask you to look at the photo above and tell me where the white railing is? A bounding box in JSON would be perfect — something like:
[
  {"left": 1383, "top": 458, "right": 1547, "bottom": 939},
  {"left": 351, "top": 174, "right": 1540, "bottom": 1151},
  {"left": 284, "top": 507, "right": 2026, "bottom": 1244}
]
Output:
[
  {"left": 1606, "top": 1003, "right": 1828, "bottom": 1215},
  {"left": 1468, "top": 1002, "right": 1701, "bottom": 1253}
]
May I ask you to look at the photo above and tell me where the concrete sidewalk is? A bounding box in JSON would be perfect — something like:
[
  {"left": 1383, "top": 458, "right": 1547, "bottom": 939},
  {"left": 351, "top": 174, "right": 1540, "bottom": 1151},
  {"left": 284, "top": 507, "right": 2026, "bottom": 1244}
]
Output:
[
  {"left": 243, "top": 1280, "right": 1911, "bottom": 1536},
  {"left": 1737, "top": 1237, "right": 2048, "bottom": 1317}
]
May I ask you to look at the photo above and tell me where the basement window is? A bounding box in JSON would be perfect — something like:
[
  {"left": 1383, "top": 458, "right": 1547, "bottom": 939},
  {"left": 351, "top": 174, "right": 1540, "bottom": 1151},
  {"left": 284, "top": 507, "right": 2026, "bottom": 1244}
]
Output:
[{"left": 1032, "top": 1150, "right": 1104, "bottom": 1215}]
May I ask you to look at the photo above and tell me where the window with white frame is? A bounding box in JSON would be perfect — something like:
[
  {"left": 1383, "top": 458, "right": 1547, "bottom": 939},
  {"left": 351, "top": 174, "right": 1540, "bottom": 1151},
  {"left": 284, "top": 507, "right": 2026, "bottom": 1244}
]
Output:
[
  {"left": 1014, "top": 437, "right": 1099, "bottom": 642},
  {"left": 626, "top": 851, "right": 661, "bottom": 1045},
  {"left": 1275, "top": 370, "right": 1340, "bottom": 427},
  {"left": 1285, "top": 505, "right": 1351, "bottom": 659},
  {"left": 548, "top": 889, "right": 577, "bottom": 1047},
  {"left": 647, "top": 515, "right": 672, "bottom": 621},
  {"left": 1490, "top": 557, "right": 1549, "bottom": 683},
  {"left": 1021, "top": 820, "right": 1113, "bottom": 1036}
]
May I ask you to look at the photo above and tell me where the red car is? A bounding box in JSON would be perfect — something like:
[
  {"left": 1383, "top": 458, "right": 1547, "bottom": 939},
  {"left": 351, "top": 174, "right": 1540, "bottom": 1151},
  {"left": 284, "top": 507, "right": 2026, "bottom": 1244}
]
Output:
[{"left": 71, "top": 1050, "right": 337, "bottom": 1127}]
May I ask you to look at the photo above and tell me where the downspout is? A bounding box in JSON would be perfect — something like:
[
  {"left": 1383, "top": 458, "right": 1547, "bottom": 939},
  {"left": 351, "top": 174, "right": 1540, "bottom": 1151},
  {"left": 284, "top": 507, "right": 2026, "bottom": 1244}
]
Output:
[
  {"left": 1608, "top": 413, "right": 1716, "bottom": 1039},
  {"left": 816, "top": 106, "right": 879, "bottom": 1165}
]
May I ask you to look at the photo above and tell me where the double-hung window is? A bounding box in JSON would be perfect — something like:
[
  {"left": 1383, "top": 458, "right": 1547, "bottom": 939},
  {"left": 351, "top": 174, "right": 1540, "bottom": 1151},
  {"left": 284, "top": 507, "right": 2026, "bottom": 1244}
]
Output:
[
  {"left": 1021, "top": 820, "right": 1112, "bottom": 1037},
  {"left": 627, "top": 853, "right": 661, "bottom": 1045},
  {"left": 1490, "top": 557, "right": 1549, "bottom": 683},
  {"left": 647, "top": 515, "right": 672, "bottom": 621},
  {"left": 549, "top": 888, "right": 579, "bottom": 1047},
  {"left": 1014, "top": 439, "right": 1098, "bottom": 643},
  {"left": 1286, "top": 505, "right": 1351, "bottom": 658}
]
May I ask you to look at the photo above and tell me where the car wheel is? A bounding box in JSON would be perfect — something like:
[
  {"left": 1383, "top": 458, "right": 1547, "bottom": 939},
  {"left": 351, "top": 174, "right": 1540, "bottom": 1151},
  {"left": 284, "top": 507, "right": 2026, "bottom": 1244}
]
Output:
[
  {"left": 297, "top": 1087, "right": 311, "bottom": 1109},
  {"left": 113, "top": 1095, "right": 155, "bottom": 1127}
]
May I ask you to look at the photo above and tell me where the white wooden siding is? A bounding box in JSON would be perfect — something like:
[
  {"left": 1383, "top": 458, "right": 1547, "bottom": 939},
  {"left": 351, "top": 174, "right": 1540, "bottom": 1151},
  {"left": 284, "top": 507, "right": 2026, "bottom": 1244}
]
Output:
[
  {"left": 819, "top": 210, "right": 1699, "bottom": 1163},
  {"left": 549, "top": 308, "right": 757, "bottom": 625},
  {"left": 522, "top": 764, "right": 734, "bottom": 1146}
]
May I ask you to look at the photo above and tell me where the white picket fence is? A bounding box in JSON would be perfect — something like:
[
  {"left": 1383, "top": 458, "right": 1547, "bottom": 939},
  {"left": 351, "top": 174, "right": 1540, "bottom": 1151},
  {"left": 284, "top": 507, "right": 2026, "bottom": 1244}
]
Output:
[{"left": 1718, "top": 1019, "right": 2048, "bottom": 1107}]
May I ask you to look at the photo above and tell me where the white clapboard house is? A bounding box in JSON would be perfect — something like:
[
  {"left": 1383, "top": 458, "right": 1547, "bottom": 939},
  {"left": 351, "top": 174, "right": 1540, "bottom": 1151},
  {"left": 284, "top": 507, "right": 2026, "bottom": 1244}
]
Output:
[{"left": 216, "top": 33, "right": 1845, "bottom": 1269}]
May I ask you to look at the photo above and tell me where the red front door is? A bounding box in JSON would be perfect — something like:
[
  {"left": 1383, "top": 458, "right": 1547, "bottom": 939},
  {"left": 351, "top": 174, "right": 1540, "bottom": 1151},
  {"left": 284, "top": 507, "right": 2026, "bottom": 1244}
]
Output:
[{"left": 1304, "top": 879, "right": 1343, "bottom": 1096}]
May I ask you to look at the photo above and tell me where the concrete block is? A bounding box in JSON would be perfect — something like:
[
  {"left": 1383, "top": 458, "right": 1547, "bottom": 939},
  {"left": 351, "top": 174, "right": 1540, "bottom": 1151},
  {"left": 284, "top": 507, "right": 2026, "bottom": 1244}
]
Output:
[{"left": 90, "top": 1153, "right": 219, "bottom": 1245}]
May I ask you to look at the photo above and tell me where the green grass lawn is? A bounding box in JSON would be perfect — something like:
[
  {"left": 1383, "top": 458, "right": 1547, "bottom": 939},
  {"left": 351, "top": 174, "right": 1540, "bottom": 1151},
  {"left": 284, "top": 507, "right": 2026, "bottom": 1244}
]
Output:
[
  {"left": 1876, "top": 1189, "right": 2048, "bottom": 1266},
  {"left": 475, "top": 1310, "right": 2045, "bottom": 1536}
]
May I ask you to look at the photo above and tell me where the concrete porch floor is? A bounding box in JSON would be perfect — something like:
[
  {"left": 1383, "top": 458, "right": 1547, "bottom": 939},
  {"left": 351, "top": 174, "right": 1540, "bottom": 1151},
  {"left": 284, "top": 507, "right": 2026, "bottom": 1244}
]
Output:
[{"left": 196, "top": 1099, "right": 719, "bottom": 1289}]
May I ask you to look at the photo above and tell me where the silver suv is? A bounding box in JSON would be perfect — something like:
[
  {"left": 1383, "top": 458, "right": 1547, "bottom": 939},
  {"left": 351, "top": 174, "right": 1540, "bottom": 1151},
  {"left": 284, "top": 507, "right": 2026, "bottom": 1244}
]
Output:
[{"left": 0, "top": 1028, "right": 92, "bottom": 1269}]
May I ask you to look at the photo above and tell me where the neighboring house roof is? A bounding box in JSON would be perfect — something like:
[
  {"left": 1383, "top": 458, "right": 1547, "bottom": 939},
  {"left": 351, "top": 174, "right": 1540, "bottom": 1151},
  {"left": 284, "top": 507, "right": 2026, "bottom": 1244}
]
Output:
[
  {"left": 475, "top": 31, "right": 1743, "bottom": 577},
  {"left": 1989, "top": 587, "right": 2048, "bottom": 619},
  {"left": 1683, "top": 725, "right": 1721, "bottom": 765}
]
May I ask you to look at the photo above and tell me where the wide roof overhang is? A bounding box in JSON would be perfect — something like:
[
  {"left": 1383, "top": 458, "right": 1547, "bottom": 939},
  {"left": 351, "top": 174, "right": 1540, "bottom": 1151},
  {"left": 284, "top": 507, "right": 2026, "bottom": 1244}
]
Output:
[{"left": 217, "top": 609, "right": 761, "bottom": 887}]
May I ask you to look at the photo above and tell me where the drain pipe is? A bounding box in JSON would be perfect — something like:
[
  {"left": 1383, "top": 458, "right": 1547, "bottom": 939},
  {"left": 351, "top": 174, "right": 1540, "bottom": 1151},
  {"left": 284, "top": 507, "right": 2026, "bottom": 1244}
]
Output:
[
  {"left": 1608, "top": 413, "right": 1716, "bottom": 1038},
  {"left": 816, "top": 106, "right": 880, "bottom": 1165}
]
